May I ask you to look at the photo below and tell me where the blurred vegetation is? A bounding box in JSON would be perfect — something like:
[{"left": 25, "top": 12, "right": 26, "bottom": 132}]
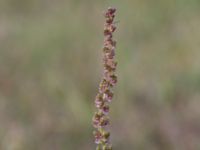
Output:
[{"left": 0, "top": 0, "right": 200, "bottom": 150}]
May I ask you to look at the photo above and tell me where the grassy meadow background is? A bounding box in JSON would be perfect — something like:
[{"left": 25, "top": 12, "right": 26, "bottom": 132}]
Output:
[{"left": 1, "top": 0, "right": 200, "bottom": 149}]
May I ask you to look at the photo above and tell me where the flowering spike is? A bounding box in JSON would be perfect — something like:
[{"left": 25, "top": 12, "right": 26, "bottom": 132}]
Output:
[{"left": 93, "top": 7, "right": 117, "bottom": 150}]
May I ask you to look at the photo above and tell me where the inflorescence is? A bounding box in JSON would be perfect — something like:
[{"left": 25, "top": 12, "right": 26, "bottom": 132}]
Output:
[{"left": 92, "top": 7, "right": 117, "bottom": 150}]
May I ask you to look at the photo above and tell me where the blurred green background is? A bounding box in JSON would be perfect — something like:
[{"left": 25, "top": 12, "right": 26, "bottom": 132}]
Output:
[{"left": 1, "top": 0, "right": 200, "bottom": 150}]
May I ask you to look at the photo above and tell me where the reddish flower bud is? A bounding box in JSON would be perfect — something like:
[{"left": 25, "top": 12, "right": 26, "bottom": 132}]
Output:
[
  {"left": 101, "top": 104, "right": 110, "bottom": 115},
  {"left": 95, "top": 94, "right": 104, "bottom": 108},
  {"left": 93, "top": 112, "right": 104, "bottom": 128},
  {"left": 100, "top": 116, "right": 110, "bottom": 127},
  {"left": 103, "top": 90, "right": 114, "bottom": 102},
  {"left": 93, "top": 130, "right": 102, "bottom": 144},
  {"left": 109, "top": 74, "right": 117, "bottom": 86},
  {"left": 99, "top": 79, "right": 110, "bottom": 93},
  {"left": 108, "top": 7, "right": 116, "bottom": 14}
]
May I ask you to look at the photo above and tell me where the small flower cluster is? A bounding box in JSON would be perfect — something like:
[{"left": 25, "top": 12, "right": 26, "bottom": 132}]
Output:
[{"left": 93, "top": 7, "right": 117, "bottom": 150}]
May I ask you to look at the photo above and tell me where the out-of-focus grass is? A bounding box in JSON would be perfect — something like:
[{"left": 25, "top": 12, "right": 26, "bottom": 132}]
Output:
[{"left": 0, "top": 0, "right": 200, "bottom": 150}]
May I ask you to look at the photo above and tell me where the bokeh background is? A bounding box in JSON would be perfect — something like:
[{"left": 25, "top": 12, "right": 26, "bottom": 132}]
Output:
[{"left": 1, "top": 0, "right": 200, "bottom": 150}]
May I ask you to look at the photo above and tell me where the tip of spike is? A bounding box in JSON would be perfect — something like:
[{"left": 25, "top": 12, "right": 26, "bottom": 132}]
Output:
[{"left": 107, "top": 7, "right": 116, "bottom": 13}]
